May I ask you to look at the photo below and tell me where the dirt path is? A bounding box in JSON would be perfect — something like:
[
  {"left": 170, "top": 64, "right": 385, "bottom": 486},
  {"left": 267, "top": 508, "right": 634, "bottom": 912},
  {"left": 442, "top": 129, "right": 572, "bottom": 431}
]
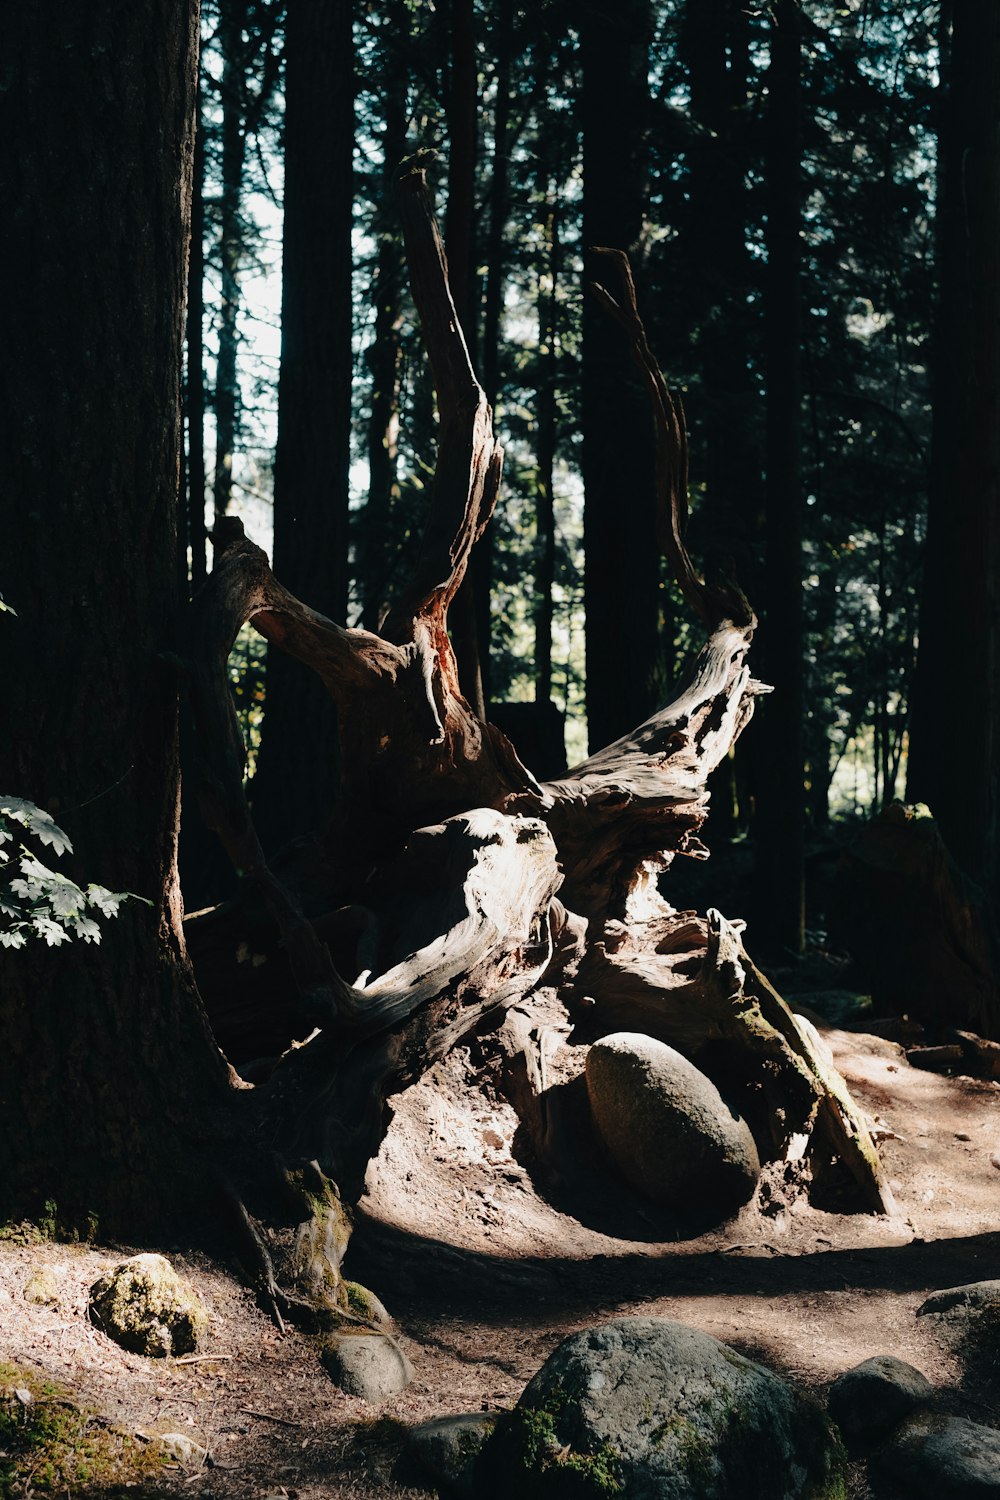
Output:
[{"left": 2, "top": 1024, "right": 998, "bottom": 1497}]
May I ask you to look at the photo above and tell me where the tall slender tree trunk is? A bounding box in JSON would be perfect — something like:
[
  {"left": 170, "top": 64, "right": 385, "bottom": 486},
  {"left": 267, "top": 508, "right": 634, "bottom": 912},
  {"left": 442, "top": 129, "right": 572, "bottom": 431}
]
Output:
[
  {"left": 535, "top": 195, "right": 559, "bottom": 708},
  {"left": 213, "top": 1, "right": 249, "bottom": 522},
  {"left": 755, "top": 0, "right": 805, "bottom": 954},
  {"left": 187, "top": 75, "right": 208, "bottom": 593},
  {"left": 361, "top": 29, "right": 408, "bottom": 632},
  {"left": 581, "top": 0, "right": 658, "bottom": 751},
  {"left": 907, "top": 0, "right": 1000, "bottom": 903},
  {"left": 251, "top": 0, "right": 354, "bottom": 853},
  {"left": 442, "top": 0, "right": 487, "bottom": 719},
  {"left": 476, "top": 0, "right": 514, "bottom": 709},
  {"left": 0, "top": 0, "right": 232, "bottom": 1233}
]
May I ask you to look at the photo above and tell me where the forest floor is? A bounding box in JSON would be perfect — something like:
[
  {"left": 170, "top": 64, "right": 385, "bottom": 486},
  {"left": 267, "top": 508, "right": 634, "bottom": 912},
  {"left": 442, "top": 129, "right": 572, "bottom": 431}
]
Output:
[{"left": 2, "top": 1007, "right": 999, "bottom": 1499}]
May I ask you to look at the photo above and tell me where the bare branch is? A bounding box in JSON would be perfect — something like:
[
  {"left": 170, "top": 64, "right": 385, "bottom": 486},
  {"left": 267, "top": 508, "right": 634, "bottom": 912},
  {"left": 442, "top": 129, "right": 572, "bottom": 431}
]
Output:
[{"left": 589, "top": 247, "right": 753, "bottom": 629}]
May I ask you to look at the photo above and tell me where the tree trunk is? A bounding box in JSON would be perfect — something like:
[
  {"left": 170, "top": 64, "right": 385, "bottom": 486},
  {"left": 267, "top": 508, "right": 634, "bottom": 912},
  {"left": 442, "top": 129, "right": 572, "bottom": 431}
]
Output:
[
  {"left": 442, "top": 0, "right": 486, "bottom": 720},
  {"left": 187, "top": 73, "right": 208, "bottom": 596},
  {"left": 581, "top": 0, "right": 660, "bottom": 751},
  {"left": 250, "top": 0, "right": 354, "bottom": 854},
  {"left": 360, "top": 15, "right": 408, "bottom": 633},
  {"left": 212, "top": 1, "right": 250, "bottom": 523},
  {"left": 0, "top": 0, "right": 231, "bottom": 1235},
  {"left": 907, "top": 0, "right": 1000, "bottom": 904},
  {"left": 755, "top": 0, "right": 806, "bottom": 955},
  {"left": 535, "top": 192, "right": 559, "bottom": 709},
  {"left": 475, "top": 0, "right": 514, "bottom": 709}
]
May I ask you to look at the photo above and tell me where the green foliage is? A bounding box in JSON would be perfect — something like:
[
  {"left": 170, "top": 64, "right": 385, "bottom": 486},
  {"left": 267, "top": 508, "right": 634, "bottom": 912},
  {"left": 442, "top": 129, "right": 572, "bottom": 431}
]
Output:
[
  {"left": 0, "top": 797, "right": 144, "bottom": 951},
  {"left": 0, "top": 1363, "right": 166, "bottom": 1497}
]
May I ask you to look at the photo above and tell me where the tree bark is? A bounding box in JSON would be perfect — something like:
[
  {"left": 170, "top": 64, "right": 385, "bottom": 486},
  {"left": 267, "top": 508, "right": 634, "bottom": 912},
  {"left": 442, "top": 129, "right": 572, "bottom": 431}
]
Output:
[
  {"left": 0, "top": 0, "right": 231, "bottom": 1234},
  {"left": 187, "top": 78, "right": 209, "bottom": 595},
  {"left": 907, "top": 0, "right": 1000, "bottom": 904},
  {"left": 755, "top": 0, "right": 806, "bottom": 955},
  {"left": 581, "top": 0, "right": 660, "bottom": 752},
  {"left": 212, "top": 0, "right": 250, "bottom": 523},
  {"left": 535, "top": 192, "right": 559, "bottom": 709},
  {"left": 250, "top": 0, "right": 354, "bottom": 854},
  {"left": 361, "top": 11, "right": 408, "bottom": 633}
]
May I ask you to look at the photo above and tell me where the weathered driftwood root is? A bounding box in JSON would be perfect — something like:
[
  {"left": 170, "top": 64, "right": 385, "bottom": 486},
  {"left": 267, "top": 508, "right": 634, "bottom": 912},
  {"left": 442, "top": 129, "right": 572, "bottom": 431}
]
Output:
[{"left": 182, "top": 166, "right": 895, "bottom": 1332}]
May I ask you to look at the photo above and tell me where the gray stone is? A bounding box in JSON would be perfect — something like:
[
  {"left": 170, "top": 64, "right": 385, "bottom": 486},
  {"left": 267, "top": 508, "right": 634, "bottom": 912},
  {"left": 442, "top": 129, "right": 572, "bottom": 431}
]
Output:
[
  {"left": 872, "top": 1413, "right": 1000, "bottom": 1497},
  {"left": 320, "top": 1331, "right": 413, "bottom": 1402},
  {"left": 585, "top": 1033, "right": 760, "bottom": 1212},
  {"left": 405, "top": 1413, "right": 496, "bottom": 1498},
  {"left": 827, "top": 1355, "right": 932, "bottom": 1448},
  {"left": 88, "top": 1253, "right": 208, "bottom": 1358},
  {"left": 918, "top": 1282, "right": 1000, "bottom": 1352},
  {"left": 158, "top": 1432, "right": 208, "bottom": 1465},
  {"left": 918, "top": 1281, "right": 1000, "bottom": 1318},
  {"left": 483, "top": 1316, "right": 846, "bottom": 1500}
]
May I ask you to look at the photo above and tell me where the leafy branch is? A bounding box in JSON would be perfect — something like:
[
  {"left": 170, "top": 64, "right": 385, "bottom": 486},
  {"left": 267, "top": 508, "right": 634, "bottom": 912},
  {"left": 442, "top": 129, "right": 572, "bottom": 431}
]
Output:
[{"left": 0, "top": 797, "right": 146, "bottom": 950}]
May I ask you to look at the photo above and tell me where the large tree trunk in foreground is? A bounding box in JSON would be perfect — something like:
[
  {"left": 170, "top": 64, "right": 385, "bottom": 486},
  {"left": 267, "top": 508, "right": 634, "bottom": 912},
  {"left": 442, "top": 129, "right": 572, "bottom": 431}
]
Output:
[{"left": 0, "top": 0, "right": 231, "bottom": 1234}]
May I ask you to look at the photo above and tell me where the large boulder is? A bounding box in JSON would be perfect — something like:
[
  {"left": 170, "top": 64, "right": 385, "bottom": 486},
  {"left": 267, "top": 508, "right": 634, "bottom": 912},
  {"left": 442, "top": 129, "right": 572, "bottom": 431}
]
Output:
[
  {"left": 88, "top": 1253, "right": 207, "bottom": 1357},
  {"left": 827, "top": 1355, "right": 932, "bottom": 1449},
  {"left": 483, "top": 1317, "right": 847, "bottom": 1500},
  {"left": 871, "top": 1413, "right": 1000, "bottom": 1497},
  {"left": 585, "top": 1033, "right": 760, "bottom": 1212}
]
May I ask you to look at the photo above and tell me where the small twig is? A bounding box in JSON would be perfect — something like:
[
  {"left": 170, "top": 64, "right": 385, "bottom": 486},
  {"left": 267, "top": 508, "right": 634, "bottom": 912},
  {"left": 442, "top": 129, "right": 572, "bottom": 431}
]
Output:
[
  {"left": 240, "top": 1406, "right": 301, "bottom": 1428},
  {"left": 170, "top": 1354, "right": 234, "bottom": 1366}
]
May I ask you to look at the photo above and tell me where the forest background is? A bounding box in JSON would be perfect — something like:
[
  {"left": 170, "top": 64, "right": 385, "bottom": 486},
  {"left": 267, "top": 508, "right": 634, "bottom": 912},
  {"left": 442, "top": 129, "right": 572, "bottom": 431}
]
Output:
[{"left": 173, "top": 0, "right": 989, "bottom": 976}]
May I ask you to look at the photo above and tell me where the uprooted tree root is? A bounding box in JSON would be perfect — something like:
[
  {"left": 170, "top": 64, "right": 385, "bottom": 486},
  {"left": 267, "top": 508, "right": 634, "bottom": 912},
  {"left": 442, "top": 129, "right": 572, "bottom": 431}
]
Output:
[{"left": 181, "top": 163, "right": 893, "bottom": 1332}]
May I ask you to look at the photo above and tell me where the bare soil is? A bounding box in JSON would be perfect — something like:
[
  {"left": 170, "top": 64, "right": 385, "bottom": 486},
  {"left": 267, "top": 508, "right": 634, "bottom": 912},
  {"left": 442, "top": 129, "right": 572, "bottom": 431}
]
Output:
[{"left": 2, "top": 1017, "right": 1000, "bottom": 1498}]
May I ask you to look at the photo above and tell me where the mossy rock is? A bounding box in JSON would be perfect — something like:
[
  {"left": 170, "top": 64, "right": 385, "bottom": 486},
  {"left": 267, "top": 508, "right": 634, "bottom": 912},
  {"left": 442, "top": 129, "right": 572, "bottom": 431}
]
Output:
[
  {"left": 483, "top": 1318, "right": 847, "bottom": 1500},
  {"left": 88, "top": 1253, "right": 208, "bottom": 1358},
  {"left": 0, "top": 1361, "right": 167, "bottom": 1496},
  {"left": 23, "top": 1267, "right": 62, "bottom": 1309}
]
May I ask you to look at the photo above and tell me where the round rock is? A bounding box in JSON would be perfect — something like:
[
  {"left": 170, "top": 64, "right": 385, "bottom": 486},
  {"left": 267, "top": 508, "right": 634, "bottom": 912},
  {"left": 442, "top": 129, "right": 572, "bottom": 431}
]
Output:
[
  {"left": 483, "top": 1316, "right": 846, "bottom": 1500},
  {"left": 872, "top": 1413, "right": 1000, "bottom": 1497},
  {"left": 320, "top": 1331, "right": 413, "bottom": 1402},
  {"left": 828, "top": 1355, "right": 932, "bottom": 1448},
  {"left": 87, "top": 1253, "right": 207, "bottom": 1357},
  {"left": 405, "top": 1413, "right": 496, "bottom": 1498},
  {"left": 585, "top": 1033, "right": 760, "bottom": 1211}
]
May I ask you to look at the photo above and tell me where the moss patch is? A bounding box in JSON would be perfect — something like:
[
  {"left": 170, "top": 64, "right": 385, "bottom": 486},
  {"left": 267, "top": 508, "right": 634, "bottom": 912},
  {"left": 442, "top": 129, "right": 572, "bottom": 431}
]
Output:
[
  {"left": 0, "top": 1362, "right": 167, "bottom": 1497},
  {"left": 492, "top": 1398, "right": 622, "bottom": 1498}
]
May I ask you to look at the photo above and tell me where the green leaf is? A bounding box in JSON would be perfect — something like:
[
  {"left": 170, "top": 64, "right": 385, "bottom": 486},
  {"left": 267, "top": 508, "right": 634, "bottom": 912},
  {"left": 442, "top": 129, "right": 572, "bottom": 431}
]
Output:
[{"left": 0, "top": 798, "right": 73, "bottom": 857}]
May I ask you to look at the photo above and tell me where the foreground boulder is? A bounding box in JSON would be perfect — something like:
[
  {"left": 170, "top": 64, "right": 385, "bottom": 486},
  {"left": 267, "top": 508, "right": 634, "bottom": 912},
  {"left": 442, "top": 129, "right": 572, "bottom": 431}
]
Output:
[
  {"left": 483, "top": 1317, "right": 846, "bottom": 1499},
  {"left": 320, "top": 1331, "right": 413, "bottom": 1402},
  {"left": 88, "top": 1254, "right": 207, "bottom": 1357},
  {"left": 585, "top": 1033, "right": 760, "bottom": 1212},
  {"left": 827, "top": 1355, "right": 932, "bottom": 1449},
  {"left": 871, "top": 1413, "right": 1000, "bottom": 1497}
]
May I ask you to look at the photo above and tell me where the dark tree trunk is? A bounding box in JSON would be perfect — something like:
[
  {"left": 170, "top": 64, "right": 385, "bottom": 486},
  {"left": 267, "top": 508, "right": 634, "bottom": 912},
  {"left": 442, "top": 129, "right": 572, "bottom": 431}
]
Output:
[
  {"left": 213, "top": 0, "right": 250, "bottom": 523},
  {"left": 361, "top": 19, "right": 408, "bottom": 633},
  {"left": 755, "top": 0, "right": 806, "bottom": 955},
  {"left": 907, "top": 0, "right": 1000, "bottom": 903},
  {"left": 475, "top": 0, "right": 514, "bottom": 709},
  {"left": 535, "top": 194, "right": 559, "bottom": 709},
  {"left": 250, "top": 0, "right": 354, "bottom": 853},
  {"left": 581, "top": 0, "right": 660, "bottom": 751},
  {"left": 0, "top": 0, "right": 231, "bottom": 1235},
  {"left": 187, "top": 80, "right": 208, "bottom": 595},
  {"left": 443, "top": 0, "right": 487, "bottom": 720}
]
